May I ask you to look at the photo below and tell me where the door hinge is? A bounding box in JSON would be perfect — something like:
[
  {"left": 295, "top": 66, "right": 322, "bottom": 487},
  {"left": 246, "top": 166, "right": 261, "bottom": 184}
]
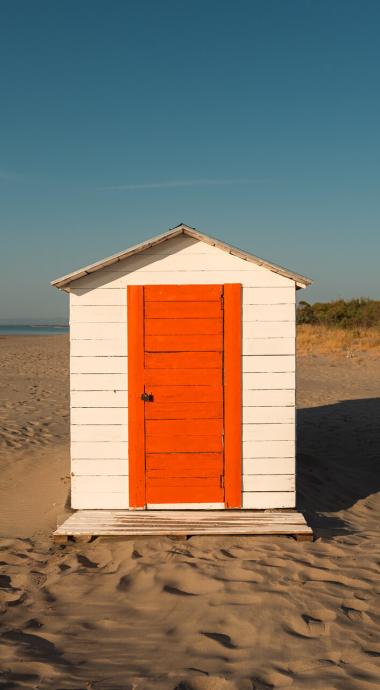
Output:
[{"left": 220, "top": 475, "right": 224, "bottom": 489}]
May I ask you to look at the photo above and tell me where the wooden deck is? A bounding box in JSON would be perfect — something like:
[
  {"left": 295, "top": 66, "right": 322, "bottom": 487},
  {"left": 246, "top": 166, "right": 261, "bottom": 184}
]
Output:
[{"left": 53, "top": 510, "right": 313, "bottom": 543}]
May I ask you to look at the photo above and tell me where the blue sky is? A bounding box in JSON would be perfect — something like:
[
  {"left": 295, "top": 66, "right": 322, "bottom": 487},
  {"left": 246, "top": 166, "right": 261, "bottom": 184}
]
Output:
[{"left": 0, "top": 0, "right": 379, "bottom": 320}]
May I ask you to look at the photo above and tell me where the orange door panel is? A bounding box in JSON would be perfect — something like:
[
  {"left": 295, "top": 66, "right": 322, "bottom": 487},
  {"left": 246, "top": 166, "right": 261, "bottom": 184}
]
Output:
[{"left": 127, "top": 284, "right": 241, "bottom": 507}]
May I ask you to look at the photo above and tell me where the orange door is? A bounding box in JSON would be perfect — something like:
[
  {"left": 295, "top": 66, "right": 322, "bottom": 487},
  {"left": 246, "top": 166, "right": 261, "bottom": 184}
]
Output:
[{"left": 128, "top": 284, "right": 241, "bottom": 508}]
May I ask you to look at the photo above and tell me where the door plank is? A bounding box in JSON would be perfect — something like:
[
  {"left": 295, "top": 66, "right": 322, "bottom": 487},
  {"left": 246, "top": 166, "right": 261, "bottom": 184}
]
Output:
[
  {"left": 146, "top": 419, "right": 222, "bottom": 437},
  {"left": 147, "top": 477, "right": 222, "bottom": 487},
  {"left": 145, "top": 352, "right": 222, "bottom": 369},
  {"left": 145, "top": 334, "right": 223, "bottom": 352},
  {"left": 146, "top": 435, "right": 223, "bottom": 453},
  {"left": 146, "top": 486, "right": 224, "bottom": 503},
  {"left": 146, "top": 468, "right": 221, "bottom": 479},
  {"left": 145, "top": 318, "right": 223, "bottom": 335},
  {"left": 146, "top": 452, "right": 223, "bottom": 471},
  {"left": 145, "top": 402, "right": 223, "bottom": 419},
  {"left": 144, "top": 285, "right": 222, "bottom": 301},
  {"left": 149, "top": 385, "right": 222, "bottom": 403},
  {"left": 224, "top": 284, "right": 242, "bottom": 508},
  {"left": 145, "top": 369, "right": 221, "bottom": 386},
  {"left": 127, "top": 286, "right": 145, "bottom": 508},
  {"left": 145, "top": 301, "right": 222, "bottom": 319}
]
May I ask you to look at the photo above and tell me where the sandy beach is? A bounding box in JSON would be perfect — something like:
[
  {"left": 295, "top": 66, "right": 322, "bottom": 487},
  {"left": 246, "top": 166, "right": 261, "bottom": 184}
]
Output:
[{"left": 0, "top": 334, "right": 379, "bottom": 689}]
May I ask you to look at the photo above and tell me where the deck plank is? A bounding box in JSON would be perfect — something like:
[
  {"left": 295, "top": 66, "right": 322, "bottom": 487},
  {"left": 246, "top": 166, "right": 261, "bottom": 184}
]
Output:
[{"left": 54, "top": 510, "right": 313, "bottom": 540}]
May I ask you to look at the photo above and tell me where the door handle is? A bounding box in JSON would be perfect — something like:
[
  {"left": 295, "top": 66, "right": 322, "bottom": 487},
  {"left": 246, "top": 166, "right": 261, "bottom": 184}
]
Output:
[{"left": 141, "top": 392, "right": 153, "bottom": 402}]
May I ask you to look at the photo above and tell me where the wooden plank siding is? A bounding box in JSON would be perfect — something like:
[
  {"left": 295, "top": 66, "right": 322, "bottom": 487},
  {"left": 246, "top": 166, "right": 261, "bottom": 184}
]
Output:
[{"left": 69, "top": 235, "right": 296, "bottom": 510}]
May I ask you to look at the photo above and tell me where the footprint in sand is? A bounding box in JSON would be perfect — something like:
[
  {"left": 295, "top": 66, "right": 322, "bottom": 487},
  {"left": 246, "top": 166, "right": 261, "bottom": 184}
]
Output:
[
  {"left": 76, "top": 554, "right": 98, "bottom": 569},
  {"left": 25, "top": 618, "right": 44, "bottom": 629},
  {"left": 0, "top": 574, "right": 13, "bottom": 589},
  {"left": 341, "top": 597, "right": 370, "bottom": 621},
  {"left": 155, "top": 561, "right": 224, "bottom": 595},
  {"left": 163, "top": 585, "right": 196, "bottom": 596},
  {"left": 201, "top": 632, "right": 237, "bottom": 650},
  {"left": 363, "top": 642, "right": 380, "bottom": 657},
  {"left": 30, "top": 571, "right": 47, "bottom": 587},
  {"left": 284, "top": 608, "right": 335, "bottom": 639},
  {"left": 118, "top": 568, "right": 157, "bottom": 594},
  {"left": 256, "top": 670, "right": 294, "bottom": 688}
]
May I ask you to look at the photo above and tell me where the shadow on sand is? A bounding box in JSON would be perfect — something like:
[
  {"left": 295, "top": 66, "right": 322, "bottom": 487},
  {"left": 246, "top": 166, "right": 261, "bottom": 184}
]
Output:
[{"left": 297, "top": 397, "right": 380, "bottom": 535}]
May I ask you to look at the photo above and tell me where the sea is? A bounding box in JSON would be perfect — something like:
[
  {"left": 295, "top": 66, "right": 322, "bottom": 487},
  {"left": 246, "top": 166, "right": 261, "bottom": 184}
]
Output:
[{"left": 0, "top": 325, "right": 69, "bottom": 335}]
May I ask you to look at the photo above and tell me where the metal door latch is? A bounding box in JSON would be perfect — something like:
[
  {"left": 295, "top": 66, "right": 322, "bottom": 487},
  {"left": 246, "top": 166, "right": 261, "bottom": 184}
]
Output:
[{"left": 141, "top": 392, "right": 153, "bottom": 402}]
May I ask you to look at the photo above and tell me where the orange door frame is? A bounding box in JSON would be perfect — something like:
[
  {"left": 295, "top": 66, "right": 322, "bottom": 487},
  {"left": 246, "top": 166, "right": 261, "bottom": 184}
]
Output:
[{"left": 127, "top": 284, "right": 242, "bottom": 509}]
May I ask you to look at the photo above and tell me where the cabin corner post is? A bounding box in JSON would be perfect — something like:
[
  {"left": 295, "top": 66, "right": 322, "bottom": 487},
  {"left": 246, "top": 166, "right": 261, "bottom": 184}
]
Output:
[
  {"left": 127, "top": 285, "right": 146, "bottom": 508},
  {"left": 223, "top": 283, "right": 242, "bottom": 508}
]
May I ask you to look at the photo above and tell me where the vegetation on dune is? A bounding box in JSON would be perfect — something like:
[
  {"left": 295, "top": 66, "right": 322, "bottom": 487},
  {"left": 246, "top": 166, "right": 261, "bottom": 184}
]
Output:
[
  {"left": 297, "top": 324, "right": 380, "bottom": 354},
  {"left": 296, "top": 299, "right": 380, "bottom": 354}
]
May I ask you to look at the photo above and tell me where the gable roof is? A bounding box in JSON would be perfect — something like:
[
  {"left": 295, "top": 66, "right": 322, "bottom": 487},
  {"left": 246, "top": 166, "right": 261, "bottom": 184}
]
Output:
[{"left": 51, "top": 223, "right": 312, "bottom": 290}]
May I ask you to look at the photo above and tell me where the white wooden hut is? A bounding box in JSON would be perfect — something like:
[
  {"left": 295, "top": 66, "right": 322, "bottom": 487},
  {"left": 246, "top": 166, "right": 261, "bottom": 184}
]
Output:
[{"left": 52, "top": 224, "right": 313, "bottom": 541}]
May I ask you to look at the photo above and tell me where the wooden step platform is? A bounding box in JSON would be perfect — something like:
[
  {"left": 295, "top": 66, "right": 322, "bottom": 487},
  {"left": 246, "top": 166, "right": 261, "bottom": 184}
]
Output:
[{"left": 53, "top": 510, "right": 313, "bottom": 543}]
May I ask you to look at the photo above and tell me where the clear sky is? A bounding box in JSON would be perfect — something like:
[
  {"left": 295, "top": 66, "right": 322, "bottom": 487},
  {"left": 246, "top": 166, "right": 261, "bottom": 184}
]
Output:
[{"left": 0, "top": 0, "right": 379, "bottom": 321}]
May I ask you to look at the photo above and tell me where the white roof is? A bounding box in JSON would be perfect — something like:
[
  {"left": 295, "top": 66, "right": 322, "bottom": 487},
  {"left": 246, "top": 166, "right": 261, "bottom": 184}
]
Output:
[{"left": 51, "top": 223, "right": 312, "bottom": 290}]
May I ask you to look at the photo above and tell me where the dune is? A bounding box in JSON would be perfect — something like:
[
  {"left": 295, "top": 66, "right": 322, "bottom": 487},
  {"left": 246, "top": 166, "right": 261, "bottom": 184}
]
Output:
[{"left": 0, "top": 336, "right": 379, "bottom": 689}]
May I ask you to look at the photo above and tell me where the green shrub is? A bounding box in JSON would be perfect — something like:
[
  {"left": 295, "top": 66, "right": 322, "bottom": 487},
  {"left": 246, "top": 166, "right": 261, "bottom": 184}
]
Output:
[{"left": 297, "top": 299, "right": 380, "bottom": 329}]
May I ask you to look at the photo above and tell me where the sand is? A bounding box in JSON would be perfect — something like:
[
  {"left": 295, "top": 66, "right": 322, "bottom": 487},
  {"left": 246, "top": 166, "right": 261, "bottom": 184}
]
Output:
[{"left": 0, "top": 336, "right": 379, "bottom": 689}]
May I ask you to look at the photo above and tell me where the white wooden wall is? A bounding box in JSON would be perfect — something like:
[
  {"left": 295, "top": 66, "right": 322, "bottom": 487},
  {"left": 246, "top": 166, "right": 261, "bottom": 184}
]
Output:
[{"left": 69, "top": 235, "right": 296, "bottom": 510}]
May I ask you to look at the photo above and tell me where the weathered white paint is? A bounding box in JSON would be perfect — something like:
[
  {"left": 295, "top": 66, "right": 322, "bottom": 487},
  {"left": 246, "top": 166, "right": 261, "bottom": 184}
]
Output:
[
  {"left": 68, "top": 234, "right": 298, "bottom": 510},
  {"left": 242, "top": 356, "right": 295, "bottom": 372},
  {"left": 242, "top": 423, "right": 295, "bottom": 441},
  {"left": 243, "top": 322, "right": 295, "bottom": 339},
  {"left": 243, "top": 390, "right": 295, "bottom": 407},
  {"left": 243, "top": 440, "right": 295, "bottom": 458},
  {"left": 244, "top": 304, "right": 295, "bottom": 321},
  {"left": 73, "top": 475, "right": 129, "bottom": 493},
  {"left": 71, "top": 425, "right": 128, "bottom": 442},
  {"left": 242, "top": 492, "right": 296, "bottom": 509},
  {"left": 71, "top": 340, "right": 127, "bottom": 356},
  {"left": 243, "top": 372, "right": 295, "bottom": 390},
  {"left": 72, "top": 459, "right": 128, "bottom": 475},
  {"left": 243, "top": 458, "right": 295, "bottom": 475},
  {"left": 70, "top": 288, "right": 127, "bottom": 305},
  {"left": 70, "top": 323, "right": 127, "bottom": 340},
  {"left": 71, "top": 391, "right": 127, "bottom": 407},
  {"left": 71, "top": 408, "right": 127, "bottom": 424},
  {"left": 71, "top": 374, "right": 128, "bottom": 390},
  {"left": 243, "top": 474, "right": 295, "bottom": 492},
  {"left": 141, "top": 235, "right": 217, "bottom": 255},
  {"left": 243, "top": 287, "right": 295, "bottom": 305},
  {"left": 71, "top": 441, "right": 128, "bottom": 458},
  {"left": 70, "top": 357, "right": 127, "bottom": 374},
  {"left": 243, "top": 338, "right": 295, "bottom": 355},
  {"left": 71, "top": 492, "right": 130, "bottom": 509},
  {"left": 71, "top": 306, "right": 126, "bottom": 323},
  {"left": 96, "top": 251, "right": 281, "bottom": 273},
  {"left": 243, "top": 407, "right": 295, "bottom": 424}
]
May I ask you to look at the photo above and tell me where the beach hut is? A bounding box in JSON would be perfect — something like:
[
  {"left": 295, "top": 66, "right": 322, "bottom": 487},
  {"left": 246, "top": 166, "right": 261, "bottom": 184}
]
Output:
[{"left": 52, "top": 224, "right": 313, "bottom": 541}]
